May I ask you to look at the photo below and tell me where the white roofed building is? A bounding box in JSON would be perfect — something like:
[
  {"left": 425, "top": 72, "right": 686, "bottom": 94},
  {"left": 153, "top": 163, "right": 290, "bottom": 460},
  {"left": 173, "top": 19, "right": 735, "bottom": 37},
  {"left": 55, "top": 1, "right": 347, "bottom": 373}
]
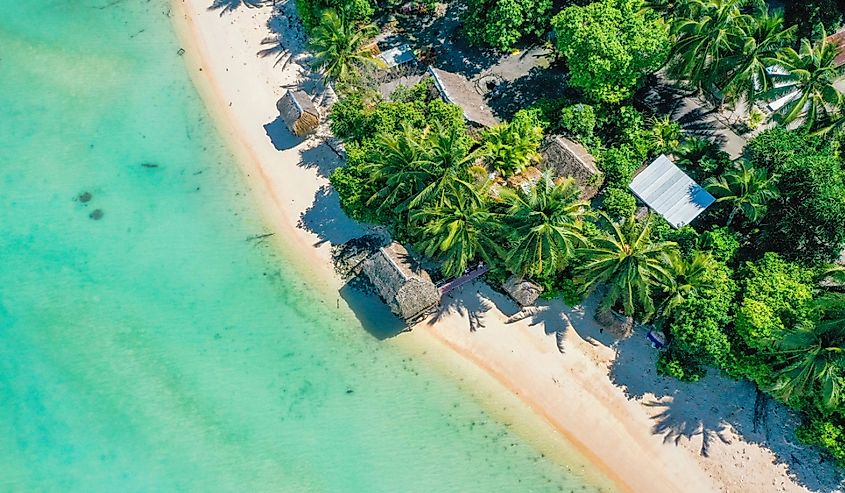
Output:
[{"left": 629, "top": 155, "right": 715, "bottom": 228}]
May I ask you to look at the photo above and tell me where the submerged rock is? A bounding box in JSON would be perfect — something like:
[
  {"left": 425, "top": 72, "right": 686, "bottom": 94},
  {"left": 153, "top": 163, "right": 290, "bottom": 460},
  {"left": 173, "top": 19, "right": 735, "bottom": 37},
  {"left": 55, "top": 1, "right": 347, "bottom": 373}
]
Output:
[
  {"left": 78, "top": 191, "right": 92, "bottom": 203},
  {"left": 89, "top": 209, "right": 104, "bottom": 220}
]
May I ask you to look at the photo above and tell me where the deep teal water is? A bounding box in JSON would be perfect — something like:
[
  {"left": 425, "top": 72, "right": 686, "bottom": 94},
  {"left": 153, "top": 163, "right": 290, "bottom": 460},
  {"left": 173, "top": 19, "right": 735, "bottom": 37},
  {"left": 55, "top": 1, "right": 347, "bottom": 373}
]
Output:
[{"left": 0, "top": 1, "right": 609, "bottom": 491}]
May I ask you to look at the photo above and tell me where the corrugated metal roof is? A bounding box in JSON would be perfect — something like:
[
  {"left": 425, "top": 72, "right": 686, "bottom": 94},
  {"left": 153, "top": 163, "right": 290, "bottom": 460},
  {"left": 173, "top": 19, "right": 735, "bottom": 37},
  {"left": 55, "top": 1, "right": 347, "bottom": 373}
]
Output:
[{"left": 629, "top": 154, "right": 715, "bottom": 228}]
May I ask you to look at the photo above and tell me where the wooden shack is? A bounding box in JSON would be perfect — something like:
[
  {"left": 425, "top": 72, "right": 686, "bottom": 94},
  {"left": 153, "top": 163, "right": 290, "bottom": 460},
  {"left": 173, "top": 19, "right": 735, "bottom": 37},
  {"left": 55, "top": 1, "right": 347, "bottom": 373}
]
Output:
[
  {"left": 539, "top": 135, "right": 602, "bottom": 199},
  {"left": 362, "top": 242, "right": 440, "bottom": 322},
  {"left": 277, "top": 90, "right": 320, "bottom": 136}
]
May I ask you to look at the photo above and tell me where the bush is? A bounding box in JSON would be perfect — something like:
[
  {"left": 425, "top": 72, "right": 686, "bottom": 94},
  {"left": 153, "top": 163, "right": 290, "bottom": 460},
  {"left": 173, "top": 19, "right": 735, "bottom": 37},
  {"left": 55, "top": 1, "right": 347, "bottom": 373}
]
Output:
[
  {"left": 785, "top": 0, "right": 844, "bottom": 40},
  {"left": 560, "top": 103, "right": 597, "bottom": 145},
  {"left": 599, "top": 145, "right": 642, "bottom": 185},
  {"left": 666, "top": 260, "right": 736, "bottom": 369},
  {"left": 480, "top": 109, "right": 544, "bottom": 176},
  {"left": 540, "top": 276, "right": 584, "bottom": 307},
  {"left": 700, "top": 227, "right": 741, "bottom": 264},
  {"left": 297, "top": 0, "right": 374, "bottom": 32},
  {"left": 734, "top": 253, "right": 814, "bottom": 350},
  {"left": 463, "top": 0, "right": 552, "bottom": 51},
  {"left": 796, "top": 417, "right": 845, "bottom": 466},
  {"left": 657, "top": 350, "right": 707, "bottom": 382},
  {"left": 601, "top": 187, "right": 637, "bottom": 218}
]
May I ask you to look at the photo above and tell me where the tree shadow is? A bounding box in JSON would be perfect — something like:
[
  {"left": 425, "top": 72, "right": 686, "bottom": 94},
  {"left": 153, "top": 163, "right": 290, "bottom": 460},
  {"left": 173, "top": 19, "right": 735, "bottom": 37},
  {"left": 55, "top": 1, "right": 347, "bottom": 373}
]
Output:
[
  {"left": 608, "top": 332, "right": 845, "bottom": 490},
  {"left": 209, "top": 0, "right": 268, "bottom": 15},
  {"left": 396, "top": 2, "right": 503, "bottom": 78},
  {"left": 487, "top": 66, "right": 569, "bottom": 120},
  {"left": 428, "top": 280, "right": 494, "bottom": 332},
  {"left": 298, "top": 141, "right": 342, "bottom": 178},
  {"left": 297, "top": 184, "right": 365, "bottom": 247}
]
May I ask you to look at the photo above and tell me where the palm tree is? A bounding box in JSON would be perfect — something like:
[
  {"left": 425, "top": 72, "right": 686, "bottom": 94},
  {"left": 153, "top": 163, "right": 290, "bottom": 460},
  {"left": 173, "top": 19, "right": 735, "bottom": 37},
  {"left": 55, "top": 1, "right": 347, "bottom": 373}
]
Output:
[
  {"left": 575, "top": 214, "right": 679, "bottom": 319},
  {"left": 704, "top": 159, "right": 778, "bottom": 226},
  {"left": 309, "top": 10, "right": 382, "bottom": 83},
  {"left": 366, "top": 125, "right": 433, "bottom": 214},
  {"left": 412, "top": 189, "right": 502, "bottom": 277},
  {"left": 409, "top": 123, "right": 480, "bottom": 210},
  {"left": 674, "top": 136, "right": 727, "bottom": 178},
  {"left": 647, "top": 115, "right": 682, "bottom": 154},
  {"left": 500, "top": 172, "right": 589, "bottom": 278},
  {"left": 668, "top": 0, "right": 749, "bottom": 89},
  {"left": 658, "top": 251, "right": 717, "bottom": 320},
  {"left": 717, "top": 8, "right": 796, "bottom": 106},
  {"left": 772, "top": 293, "right": 845, "bottom": 408},
  {"left": 481, "top": 116, "right": 542, "bottom": 177},
  {"left": 764, "top": 33, "right": 845, "bottom": 130}
]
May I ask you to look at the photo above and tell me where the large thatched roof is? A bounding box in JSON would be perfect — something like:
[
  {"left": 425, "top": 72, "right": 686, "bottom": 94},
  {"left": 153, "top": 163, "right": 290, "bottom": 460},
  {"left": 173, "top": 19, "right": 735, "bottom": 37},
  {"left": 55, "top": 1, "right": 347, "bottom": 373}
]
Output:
[
  {"left": 277, "top": 90, "right": 320, "bottom": 136},
  {"left": 362, "top": 242, "right": 440, "bottom": 322},
  {"left": 502, "top": 275, "right": 543, "bottom": 307},
  {"left": 539, "top": 135, "right": 602, "bottom": 199},
  {"left": 427, "top": 66, "right": 499, "bottom": 128}
]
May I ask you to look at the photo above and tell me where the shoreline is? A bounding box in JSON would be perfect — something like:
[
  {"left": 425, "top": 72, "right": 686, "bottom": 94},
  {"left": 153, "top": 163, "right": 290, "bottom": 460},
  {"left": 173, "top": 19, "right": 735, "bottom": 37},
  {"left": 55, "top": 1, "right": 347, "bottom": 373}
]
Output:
[{"left": 168, "top": 1, "right": 839, "bottom": 492}]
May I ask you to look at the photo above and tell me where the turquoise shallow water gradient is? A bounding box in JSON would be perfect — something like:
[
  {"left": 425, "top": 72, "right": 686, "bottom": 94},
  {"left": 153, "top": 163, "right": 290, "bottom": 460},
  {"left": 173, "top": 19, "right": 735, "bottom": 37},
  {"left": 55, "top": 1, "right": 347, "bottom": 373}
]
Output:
[{"left": 0, "top": 1, "right": 608, "bottom": 491}]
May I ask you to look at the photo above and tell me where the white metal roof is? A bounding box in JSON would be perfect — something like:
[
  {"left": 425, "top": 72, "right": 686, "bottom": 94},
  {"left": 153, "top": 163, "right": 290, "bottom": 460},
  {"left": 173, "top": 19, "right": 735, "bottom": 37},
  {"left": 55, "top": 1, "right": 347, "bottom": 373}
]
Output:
[
  {"left": 629, "top": 154, "right": 715, "bottom": 228},
  {"left": 377, "top": 45, "right": 415, "bottom": 68}
]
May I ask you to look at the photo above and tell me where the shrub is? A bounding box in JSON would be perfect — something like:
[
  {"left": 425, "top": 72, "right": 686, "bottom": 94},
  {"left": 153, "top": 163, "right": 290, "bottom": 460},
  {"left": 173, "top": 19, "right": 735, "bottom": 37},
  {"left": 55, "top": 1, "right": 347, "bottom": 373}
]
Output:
[
  {"left": 657, "top": 350, "right": 707, "bottom": 382},
  {"left": 796, "top": 417, "right": 845, "bottom": 466},
  {"left": 599, "top": 145, "right": 642, "bottom": 185},
  {"left": 734, "top": 253, "right": 814, "bottom": 350},
  {"left": 560, "top": 103, "right": 597, "bottom": 145},
  {"left": 601, "top": 187, "right": 637, "bottom": 218},
  {"left": 700, "top": 227, "right": 741, "bottom": 264}
]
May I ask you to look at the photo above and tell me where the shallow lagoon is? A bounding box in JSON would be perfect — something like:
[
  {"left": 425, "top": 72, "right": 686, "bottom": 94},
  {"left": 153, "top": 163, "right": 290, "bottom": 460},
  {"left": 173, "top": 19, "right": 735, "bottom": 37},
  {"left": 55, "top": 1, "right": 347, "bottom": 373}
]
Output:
[{"left": 0, "top": 1, "right": 606, "bottom": 491}]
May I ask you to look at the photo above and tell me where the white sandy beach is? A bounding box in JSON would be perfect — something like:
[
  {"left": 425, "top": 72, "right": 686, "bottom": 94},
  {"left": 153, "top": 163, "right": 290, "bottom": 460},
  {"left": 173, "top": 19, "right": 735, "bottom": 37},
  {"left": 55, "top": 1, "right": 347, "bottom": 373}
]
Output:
[{"left": 169, "top": 1, "right": 843, "bottom": 491}]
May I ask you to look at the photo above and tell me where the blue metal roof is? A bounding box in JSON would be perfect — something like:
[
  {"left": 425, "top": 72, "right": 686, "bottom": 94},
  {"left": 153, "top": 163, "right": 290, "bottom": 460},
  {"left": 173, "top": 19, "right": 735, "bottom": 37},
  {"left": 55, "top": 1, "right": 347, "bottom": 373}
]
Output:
[{"left": 629, "top": 154, "right": 715, "bottom": 228}]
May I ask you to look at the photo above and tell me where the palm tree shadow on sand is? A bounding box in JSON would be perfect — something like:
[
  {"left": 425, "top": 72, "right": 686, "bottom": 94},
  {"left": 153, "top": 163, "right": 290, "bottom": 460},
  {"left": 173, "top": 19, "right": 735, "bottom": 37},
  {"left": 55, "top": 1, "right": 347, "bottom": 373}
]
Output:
[{"left": 209, "top": 0, "right": 269, "bottom": 15}]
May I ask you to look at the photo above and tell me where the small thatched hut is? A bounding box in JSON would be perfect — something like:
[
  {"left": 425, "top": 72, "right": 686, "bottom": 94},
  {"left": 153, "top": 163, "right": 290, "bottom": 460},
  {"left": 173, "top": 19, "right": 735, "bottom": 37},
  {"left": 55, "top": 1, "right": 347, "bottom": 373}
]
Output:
[
  {"left": 277, "top": 90, "right": 320, "bottom": 136},
  {"left": 502, "top": 276, "right": 544, "bottom": 307},
  {"left": 594, "top": 308, "right": 634, "bottom": 339},
  {"left": 539, "top": 135, "right": 602, "bottom": 199},
  {"left": 362, "top": 242, "right": 440, "bottom": 322}
]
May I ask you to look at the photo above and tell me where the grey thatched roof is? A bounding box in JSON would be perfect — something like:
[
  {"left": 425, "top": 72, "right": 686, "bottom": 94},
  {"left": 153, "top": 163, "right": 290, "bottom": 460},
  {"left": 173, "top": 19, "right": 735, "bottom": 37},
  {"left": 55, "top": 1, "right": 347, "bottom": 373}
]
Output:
[
  {"left": 539, "top": 136, "right": 601, "bottom": 199},
  {"left": 362, "top": 242, "right": 440, "bottom": 322},
  {"left": 427, "top": 66, "right": 499, "bottom": 128},
  {"left": 502, "top": 276, "right": 543, "bottom": 307},
  {"left": 277, "top": 90, "right": 320, "bottom": 136},
  {"left": 594, "top": 308, "right": 633, "bottom": 339}
]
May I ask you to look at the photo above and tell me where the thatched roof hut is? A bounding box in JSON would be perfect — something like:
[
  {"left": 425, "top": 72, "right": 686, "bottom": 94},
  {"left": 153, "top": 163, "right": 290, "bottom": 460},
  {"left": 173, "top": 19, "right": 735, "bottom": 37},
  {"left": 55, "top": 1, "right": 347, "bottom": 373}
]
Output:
[
  {"left": 594, "top": 308, "right": 634, "bottom": 339},
  {"left": 539, "top": 135, "right": 602, "bottom": 199},
  {"left": 362, "top": 242, "right": 440, "bottom": 322},
  {"left": 277, "top": 90, "right": 320, "bottom": 136},
  {"left": 502, "top": 276, "right": 544, "bottom": 307},
  {"left": 427, "top": 66, "right": 499, "bottom": 128}
]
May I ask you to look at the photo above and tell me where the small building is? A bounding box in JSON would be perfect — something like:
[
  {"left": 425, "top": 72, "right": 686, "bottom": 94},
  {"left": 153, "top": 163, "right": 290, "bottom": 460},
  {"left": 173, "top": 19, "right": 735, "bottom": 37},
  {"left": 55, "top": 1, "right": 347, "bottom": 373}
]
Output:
[
  {"left": 539, "top": 135, "right": 602, "bottom": 199},
  {"left": 629, "top": 154, "right": 715, "bottom": 228},
  {"left": 377, "top": 44, "right": 416, "bottom": 69},
  {"left": 277, "top": 90, "right": 320, "bottom": 136},
  {"left": 427, "top": 66, "right": 499, "bottom": 128},
  {"left": 502, "top": 275, "right": 543, "bottom": 307},
  {"left": 361, "top": 242, "right": 440, "bottom": 322}
]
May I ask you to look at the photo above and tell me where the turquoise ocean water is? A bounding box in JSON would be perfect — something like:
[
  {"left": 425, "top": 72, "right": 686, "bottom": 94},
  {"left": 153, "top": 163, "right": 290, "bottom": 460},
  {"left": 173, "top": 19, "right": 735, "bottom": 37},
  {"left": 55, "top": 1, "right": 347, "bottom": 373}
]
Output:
[{"left": 0, "top": 1, "right": 609, "bottom": 491}]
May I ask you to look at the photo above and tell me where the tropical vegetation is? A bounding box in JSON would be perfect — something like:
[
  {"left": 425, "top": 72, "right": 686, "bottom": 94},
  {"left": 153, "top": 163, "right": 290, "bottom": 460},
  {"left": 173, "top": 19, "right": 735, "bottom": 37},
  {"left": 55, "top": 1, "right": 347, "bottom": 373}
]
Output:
[{"left": 300, "top": 0, "right": 845, "bottom": 468}]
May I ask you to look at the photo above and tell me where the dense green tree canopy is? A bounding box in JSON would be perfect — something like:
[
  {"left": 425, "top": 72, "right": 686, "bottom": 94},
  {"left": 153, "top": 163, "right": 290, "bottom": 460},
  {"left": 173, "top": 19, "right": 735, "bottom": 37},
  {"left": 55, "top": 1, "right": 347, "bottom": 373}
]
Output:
[
  {"left": 463, "top": 0, "right": 552, "bottom": 51},
  {"left": 552, "top": 0, "right": 671, "bottom": 104}
]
